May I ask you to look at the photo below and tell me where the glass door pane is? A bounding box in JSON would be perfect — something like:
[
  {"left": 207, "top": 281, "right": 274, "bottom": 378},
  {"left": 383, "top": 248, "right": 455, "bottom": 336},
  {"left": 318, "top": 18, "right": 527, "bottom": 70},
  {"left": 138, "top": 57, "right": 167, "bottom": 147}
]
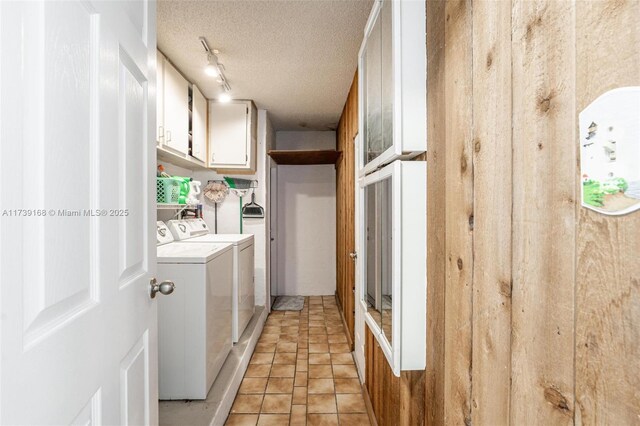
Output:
[
  {"left": 362, "top": 0, "right": 394, "bottom": 167},
  {"left": 380, "top": 0, "right": 394, "bottom": 157},
  {"left": 363, "top": 9, "right": 382, "bottom": 165},
  {"left": 365, "top": 184, "right": 382, "bottom": 329},
  {"left": 363, "top": 176, "right": 393, "bottom": 345},
  {"left": 379, "top": 177, "right": 393, "bottom": 343}
]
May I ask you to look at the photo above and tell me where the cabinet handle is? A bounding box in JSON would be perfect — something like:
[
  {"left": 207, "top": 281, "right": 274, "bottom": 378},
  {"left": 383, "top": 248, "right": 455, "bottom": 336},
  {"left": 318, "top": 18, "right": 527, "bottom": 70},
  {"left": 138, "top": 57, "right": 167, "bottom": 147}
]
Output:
[
  {"left": 166, "top": 130, "right": 171, "bottom": 142},
  {"left": 211, "top": 153, "right": 215, "bottom": 163},
  {"left": 158, "top": 125, "right": 164, "bottom": 137}
]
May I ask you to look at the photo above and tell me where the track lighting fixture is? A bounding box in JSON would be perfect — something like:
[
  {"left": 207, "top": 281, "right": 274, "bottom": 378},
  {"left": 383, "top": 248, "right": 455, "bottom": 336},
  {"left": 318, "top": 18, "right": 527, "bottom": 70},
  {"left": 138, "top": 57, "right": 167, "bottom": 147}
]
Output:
[
  {"left": 204, "top": 54, "right": 219, "bottom": 77},
  {"left": 199, "top": 36, "right": 233, "bottom": 101}
]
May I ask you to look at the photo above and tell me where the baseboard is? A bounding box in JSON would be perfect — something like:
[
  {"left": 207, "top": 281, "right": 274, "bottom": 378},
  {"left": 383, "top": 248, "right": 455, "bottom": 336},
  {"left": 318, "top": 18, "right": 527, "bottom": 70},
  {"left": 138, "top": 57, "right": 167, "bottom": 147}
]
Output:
[
  {"left": 334, "top": 293, "right": 354, "bottom": 351},
  {"left": 362, "top": 383, "right": 378, "bottom": 426},
  {"left": 211, "top": 306, "right": 268, "bottom": 425}
]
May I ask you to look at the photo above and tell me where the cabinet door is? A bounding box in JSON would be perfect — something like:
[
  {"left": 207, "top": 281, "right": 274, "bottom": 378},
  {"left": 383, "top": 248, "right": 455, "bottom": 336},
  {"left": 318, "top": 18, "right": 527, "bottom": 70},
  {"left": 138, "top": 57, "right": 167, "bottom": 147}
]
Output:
[
  {"left": 209, "top": 102, "right": 248, "bottom": 167},
  {"left": 191, "top": 85, "right": 207, "bottom": 163},
  {"left": 163, "top": 60, "right": 189, "bottom": 155},
  {"left": 156, "top": 51, "right": 165, "bottom": 144}
]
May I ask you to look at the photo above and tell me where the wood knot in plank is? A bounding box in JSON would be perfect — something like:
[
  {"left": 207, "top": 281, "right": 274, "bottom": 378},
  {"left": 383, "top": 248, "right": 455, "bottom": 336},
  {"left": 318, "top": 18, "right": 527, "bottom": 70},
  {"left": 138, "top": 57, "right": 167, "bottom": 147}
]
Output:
[
  {"left": 543, "top": 386, "right": 572, "bottom": 416},
  {"left": 537, "top": 89, "right": 556, "bottom": 114},
  {"left": 460, "top": 152, "right": 468, "bottom": 173},
  {"left": 499, "top": 279, "right": 512, "bottom": 299},
  {"left": 474, "top": 138, "right": 481, "bottom": 153},
  {"left": 525, "top": 14, "right": 544, "bottom": 42}
]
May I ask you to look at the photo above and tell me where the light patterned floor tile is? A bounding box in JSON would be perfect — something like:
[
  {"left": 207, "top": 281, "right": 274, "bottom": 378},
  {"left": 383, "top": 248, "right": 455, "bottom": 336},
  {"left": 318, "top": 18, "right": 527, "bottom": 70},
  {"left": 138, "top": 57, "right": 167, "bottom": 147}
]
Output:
[{"left": 226, "top": 297, "right": 371, "bottom": 425}]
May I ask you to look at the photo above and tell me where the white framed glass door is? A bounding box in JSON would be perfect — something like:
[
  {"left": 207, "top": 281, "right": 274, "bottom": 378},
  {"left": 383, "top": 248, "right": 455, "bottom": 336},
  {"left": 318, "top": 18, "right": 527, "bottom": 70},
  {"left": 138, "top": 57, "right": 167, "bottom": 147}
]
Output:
[
  {"left": 357, "top": 0, "right": 427, "bottom": 177},
  {"left": 357, "top": 160, "right": 427, "bottom": 376}
]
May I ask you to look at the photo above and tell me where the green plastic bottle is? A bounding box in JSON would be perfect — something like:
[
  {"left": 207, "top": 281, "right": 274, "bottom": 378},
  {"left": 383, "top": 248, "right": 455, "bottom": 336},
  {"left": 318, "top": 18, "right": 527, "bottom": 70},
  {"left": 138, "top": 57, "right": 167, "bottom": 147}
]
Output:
[{"left": 173, "top": 177, "right": 192, "bottom": 205}]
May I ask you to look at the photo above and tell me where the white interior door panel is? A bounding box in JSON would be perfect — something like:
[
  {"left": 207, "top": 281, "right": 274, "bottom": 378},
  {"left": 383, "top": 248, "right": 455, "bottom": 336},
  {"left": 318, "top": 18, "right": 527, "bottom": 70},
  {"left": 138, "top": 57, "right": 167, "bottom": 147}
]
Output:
[{"left": 0, "top": 1, "right": 157, "bottom": 424}]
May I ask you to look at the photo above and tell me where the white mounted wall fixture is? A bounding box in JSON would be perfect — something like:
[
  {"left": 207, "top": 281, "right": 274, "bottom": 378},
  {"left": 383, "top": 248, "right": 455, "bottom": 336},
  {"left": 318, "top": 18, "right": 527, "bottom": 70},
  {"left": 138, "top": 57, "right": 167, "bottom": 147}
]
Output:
[
  {"left": 358, "top": 160, "right": 427, "bottom": 376},
  {"left": 579, "top": 86, "right": 640, "bottom": 216},
  {"left": 358, "top": 0, "right": 427, "bottom": 176}
]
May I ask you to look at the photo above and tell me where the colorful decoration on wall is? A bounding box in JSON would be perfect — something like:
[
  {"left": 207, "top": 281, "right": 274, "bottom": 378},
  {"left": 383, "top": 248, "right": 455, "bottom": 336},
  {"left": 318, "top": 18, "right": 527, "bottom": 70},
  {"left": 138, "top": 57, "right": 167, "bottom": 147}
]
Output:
[{"left": 579, "top": 87, "right": 640, "bottom": 215}]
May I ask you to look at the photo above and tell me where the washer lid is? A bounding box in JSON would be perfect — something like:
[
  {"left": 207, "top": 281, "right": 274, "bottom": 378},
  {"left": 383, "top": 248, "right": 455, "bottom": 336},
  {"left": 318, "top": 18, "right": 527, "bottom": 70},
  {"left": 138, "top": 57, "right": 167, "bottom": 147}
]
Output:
[
  {"left": 184, "top": 233, "right": 254, "bottom": 246},
  {"left": 157, "top": 242, "right": 233, "bottom": 264}
]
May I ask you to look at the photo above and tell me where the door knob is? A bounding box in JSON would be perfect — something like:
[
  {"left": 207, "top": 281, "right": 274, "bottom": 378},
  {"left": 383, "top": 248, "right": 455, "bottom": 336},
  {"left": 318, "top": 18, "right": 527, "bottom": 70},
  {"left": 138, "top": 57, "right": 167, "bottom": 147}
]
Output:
[
  {"left": 349, "top": 252, "right": 357, "bottom": 260},
  {"left": 150, "top": 278, "right": 175, "bottom": 299}
]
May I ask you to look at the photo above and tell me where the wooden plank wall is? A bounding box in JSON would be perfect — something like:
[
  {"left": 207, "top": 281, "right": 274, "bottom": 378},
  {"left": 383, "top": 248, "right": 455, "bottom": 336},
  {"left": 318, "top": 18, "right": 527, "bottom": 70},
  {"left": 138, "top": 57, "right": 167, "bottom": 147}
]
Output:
[
  {"left": 442, "top": 1, "right": 474, "bottom": 424},
  {"left": 336, "top": 72, "right": 358, "bottom": 346},
  {"left": 575, "top": 1, "right": 640, "bottom": 423},
  {"left": 511, "top": 1, "right": 577, "bottom": 423},
  {"left": 335, "top": 2, "right": 638, "bottom": 424},
  {"left": 470, "top": 0, "right": 512, "bottom": 424},
  {"left": 425, "top": 0, "right": 446, "bottom": 423},
  {"left": 364, "top": 324, "right": 425, "bottom": 426},
  {"left": 424, "top": 0, "right": 640, "bottom": 424}
]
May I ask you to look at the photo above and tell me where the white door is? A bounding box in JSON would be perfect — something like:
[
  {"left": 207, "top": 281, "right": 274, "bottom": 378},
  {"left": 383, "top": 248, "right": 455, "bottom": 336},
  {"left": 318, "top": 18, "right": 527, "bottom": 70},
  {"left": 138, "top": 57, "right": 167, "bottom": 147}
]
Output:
[
  {"left": 163, "top": 60, "right": 189, "bottom": 155},
  {"left": 353, "top": 134, "right": 366, "bottom": 380},
  {"left": 0, "top": 1, "right": 159, "bottom": 424},
  {"left": 209, "top": 102, "right": 248, "bottom": 167},
  {"left": 191, "top": 85, "right": 208, "bottom": 163}
]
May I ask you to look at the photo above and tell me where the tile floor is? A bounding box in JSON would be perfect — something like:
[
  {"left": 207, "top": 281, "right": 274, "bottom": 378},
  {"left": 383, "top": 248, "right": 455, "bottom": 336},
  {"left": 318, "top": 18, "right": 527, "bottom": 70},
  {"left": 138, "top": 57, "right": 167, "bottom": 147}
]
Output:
[{"left": 226, "top": 296, "right": 371, "bottom": 426}]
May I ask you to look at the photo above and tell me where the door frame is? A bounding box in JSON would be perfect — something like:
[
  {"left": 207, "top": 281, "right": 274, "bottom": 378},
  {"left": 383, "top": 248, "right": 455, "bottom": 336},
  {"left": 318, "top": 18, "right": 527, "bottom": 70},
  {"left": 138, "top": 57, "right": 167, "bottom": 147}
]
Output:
[
  {"left": 269, "top": 165, "right": 278, "bottom": 303},
  {"left": 353, "top": 133, "right": 366, "bottom": 381}
]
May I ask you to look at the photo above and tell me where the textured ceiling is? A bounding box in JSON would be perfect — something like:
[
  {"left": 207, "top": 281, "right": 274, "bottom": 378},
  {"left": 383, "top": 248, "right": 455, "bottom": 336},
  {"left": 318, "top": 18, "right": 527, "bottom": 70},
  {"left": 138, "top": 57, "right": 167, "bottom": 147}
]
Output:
[{"left": 157, "top": 0, "right": 372, "bottom": 131}]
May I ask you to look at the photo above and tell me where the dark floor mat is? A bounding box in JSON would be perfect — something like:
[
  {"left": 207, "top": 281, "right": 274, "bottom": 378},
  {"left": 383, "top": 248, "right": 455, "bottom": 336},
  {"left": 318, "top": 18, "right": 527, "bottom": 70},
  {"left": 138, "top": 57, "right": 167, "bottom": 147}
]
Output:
[{"left": 272, "top": 296, "right": 305, "bottom": 311}]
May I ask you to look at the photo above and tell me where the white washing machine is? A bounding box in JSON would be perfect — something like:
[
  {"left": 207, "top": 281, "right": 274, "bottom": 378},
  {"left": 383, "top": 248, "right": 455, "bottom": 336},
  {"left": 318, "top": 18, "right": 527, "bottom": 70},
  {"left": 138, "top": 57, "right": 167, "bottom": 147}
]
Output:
[
  {"left": 156, "top": 221, "right": 233, "bottom": 400},
  {"left": 167, "top": 218, "right": 255, "bottom": 343}
]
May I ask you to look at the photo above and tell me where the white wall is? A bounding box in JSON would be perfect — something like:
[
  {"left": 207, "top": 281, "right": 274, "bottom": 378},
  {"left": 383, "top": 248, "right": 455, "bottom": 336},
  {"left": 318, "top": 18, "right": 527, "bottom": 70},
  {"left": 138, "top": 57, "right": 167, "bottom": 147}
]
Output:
[
  {"left": 159, "top": 109, "right": 275, "bottom": 308},
  {"left": 275, "top": 131, "right": 336, "bottom": 150},
  {"left": 274, "top": 131, "right": 337, "bottom": 296}
]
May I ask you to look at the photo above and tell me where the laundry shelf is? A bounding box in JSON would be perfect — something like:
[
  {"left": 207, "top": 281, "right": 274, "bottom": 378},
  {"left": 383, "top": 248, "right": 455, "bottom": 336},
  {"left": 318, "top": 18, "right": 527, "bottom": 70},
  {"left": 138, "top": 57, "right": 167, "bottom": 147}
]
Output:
[
  {"left": 157, "top": 203, "right": 197, "bottom": 210},
  {"left": 267, "top": 149, "right": 342, "bottom": 165}
]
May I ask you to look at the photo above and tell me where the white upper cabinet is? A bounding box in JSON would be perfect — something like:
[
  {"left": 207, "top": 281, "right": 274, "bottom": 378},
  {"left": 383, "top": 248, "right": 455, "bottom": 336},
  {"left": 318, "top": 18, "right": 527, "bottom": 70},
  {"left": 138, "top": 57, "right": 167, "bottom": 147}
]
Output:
[
  {"left": 162, "top": 59, "right": 189, "bottom": 155},
  {"left": 358, "top": 0, "right": 427, "bottom": 176},
  {"left": 208, "top": 100, "right": 257, "bottom": 172},
  {"left": 191, "top": 85, "right": 208, "bottom": 163},
  {"left": 155, "top": 50, "right": 259, "bottom": 172}
]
